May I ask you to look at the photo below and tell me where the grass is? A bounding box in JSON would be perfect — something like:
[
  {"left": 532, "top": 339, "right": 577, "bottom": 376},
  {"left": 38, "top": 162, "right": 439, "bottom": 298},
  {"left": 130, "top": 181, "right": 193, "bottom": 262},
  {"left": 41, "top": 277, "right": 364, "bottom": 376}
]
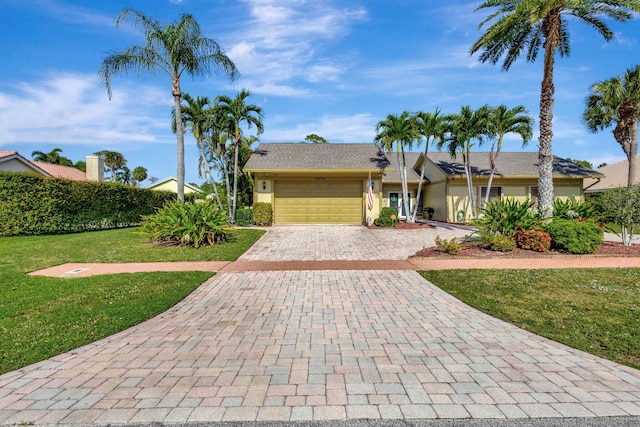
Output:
[
  {"left": 0, "top": 227, "right": 264, "bottom": 374},
  {"left": 420, "top": 268, "right": 640, "bottom": 370}
]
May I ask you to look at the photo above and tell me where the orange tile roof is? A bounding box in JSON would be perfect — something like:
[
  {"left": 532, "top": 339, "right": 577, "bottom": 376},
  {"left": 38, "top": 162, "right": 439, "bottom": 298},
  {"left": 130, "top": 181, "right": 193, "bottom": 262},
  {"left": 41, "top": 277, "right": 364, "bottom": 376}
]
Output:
[
  {"left": 32, "top": 161, "right": 88, "bottom": 181},
  {"left": 0, "top": 151, "right": 18, "bottom": 159}
]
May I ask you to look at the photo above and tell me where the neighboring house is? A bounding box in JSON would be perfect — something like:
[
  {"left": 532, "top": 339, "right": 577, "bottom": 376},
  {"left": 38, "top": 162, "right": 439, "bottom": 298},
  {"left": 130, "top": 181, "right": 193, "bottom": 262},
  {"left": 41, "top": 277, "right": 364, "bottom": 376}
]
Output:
[
  {"left": 583, "top": 157, "right": 640, "bottom": 192},
  {"left": 244, "top": 143, "right": 602, "bottom": 224},
  {"left": 147, "top": 177, "right": 203, "bottom": 195},
  {"left": 0, "top": 151, "right": 104, "bottom": 182}
]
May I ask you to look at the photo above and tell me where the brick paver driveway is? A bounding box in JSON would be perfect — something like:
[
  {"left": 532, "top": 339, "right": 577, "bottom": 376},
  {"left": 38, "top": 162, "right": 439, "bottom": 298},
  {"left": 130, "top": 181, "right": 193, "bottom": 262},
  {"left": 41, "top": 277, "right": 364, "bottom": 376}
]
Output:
[{"left": 2, "top": 224, "right": 640, "bottom": 425}]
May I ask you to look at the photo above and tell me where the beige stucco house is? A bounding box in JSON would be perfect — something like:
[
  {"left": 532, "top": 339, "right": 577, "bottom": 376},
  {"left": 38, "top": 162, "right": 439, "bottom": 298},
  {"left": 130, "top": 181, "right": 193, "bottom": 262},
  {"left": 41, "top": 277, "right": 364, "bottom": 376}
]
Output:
[
  {"left": 147, "top": 177, "right": 203, "bottom": 195},
  {"left": 244, "top": 143, "right": 601, "bottom": 224},
  {"left": 0, "top": 151, "right": 103, "bottom": 182},
  {"left": 584, "top": 157, "right": 639, "bottom": 192}
]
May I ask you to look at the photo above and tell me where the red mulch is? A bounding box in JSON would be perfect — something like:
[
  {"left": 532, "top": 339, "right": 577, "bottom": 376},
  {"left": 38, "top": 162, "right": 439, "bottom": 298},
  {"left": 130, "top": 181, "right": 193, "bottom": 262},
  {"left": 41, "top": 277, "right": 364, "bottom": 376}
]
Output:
[{"left": 412, "top": 241, "right": 640, "bottom": 258}]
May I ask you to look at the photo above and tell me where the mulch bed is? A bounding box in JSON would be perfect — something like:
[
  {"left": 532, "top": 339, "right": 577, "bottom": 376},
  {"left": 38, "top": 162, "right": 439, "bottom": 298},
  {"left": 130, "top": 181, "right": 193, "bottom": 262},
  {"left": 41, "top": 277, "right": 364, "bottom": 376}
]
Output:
[{"left": 411, "top": 241, "right": 640, "bottom": 258}]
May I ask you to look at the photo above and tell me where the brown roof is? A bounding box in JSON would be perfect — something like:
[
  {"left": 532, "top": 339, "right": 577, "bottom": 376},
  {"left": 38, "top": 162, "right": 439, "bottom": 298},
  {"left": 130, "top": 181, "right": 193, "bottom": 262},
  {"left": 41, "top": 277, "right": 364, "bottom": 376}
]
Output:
[
  {"left": 428, "top": 152, "right": 602, "bottom": 178},
  {"left": 245, "top": 143, "right": 390, "bottom": 171},
  {"left": 584, "top": 157, "right": 640, "bottom": 191},
  {"left": 382, "top": 152, "right": 424, "bottom": 183},
  {"left": 0, "top": 151, "right": 18, "bottom": 159},
  {"left": 32, "top": 161, "right": 88, "bottom": 181}
]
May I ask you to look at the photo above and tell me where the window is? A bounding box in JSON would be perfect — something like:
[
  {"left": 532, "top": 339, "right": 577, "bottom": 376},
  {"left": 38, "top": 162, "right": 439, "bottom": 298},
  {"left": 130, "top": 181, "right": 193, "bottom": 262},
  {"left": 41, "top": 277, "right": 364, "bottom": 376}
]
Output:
[{"left": 478, "top": 186, "right": 501, "bottom": 206}]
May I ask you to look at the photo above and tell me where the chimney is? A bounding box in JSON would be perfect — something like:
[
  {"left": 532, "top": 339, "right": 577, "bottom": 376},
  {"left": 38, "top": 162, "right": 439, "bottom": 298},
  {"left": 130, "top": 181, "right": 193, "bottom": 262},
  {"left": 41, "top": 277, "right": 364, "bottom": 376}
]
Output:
[{"left": 85, "top": 155, "right": 104, "bottom": 182}]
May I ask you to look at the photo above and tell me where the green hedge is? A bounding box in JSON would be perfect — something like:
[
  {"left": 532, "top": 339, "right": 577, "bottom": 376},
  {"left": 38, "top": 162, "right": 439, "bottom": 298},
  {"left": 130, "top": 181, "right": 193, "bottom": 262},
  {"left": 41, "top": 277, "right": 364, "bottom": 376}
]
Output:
[{"left": 0, "top": 172, "right": 176, "bottom": 236}]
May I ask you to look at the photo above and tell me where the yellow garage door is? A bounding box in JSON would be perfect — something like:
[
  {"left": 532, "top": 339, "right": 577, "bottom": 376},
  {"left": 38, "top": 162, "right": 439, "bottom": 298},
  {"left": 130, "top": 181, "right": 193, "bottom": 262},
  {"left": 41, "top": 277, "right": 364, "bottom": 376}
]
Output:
[{"left": 275, "top": 181, "right": 363, "bottom": 224}]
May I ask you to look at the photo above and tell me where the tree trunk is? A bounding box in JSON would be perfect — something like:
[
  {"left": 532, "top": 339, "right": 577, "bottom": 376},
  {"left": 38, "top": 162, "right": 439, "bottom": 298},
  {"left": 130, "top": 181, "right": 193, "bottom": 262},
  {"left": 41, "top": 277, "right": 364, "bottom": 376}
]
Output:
[
  {"left": 464, "top": 150, "right": 476, "bottom": 218},
  {"left": 399, "top": 149, "right": 413, "bottom": 224},
  {"left": 627, "top": 120, "right": 638, "bottom": 187},
  {"left": 172, "top": 76, "right": 185, "bottom": 202},
  {"left": 537, "top": 41, "right": 556, "bottom": 218},
  {"left": 411, "top": 144, "right": 429, "bottom": 222},
  {"left": 197, "top": 140, "right": 223, "bottom": 210},
  {"left": 484, "top": 143, "right": 499, "bottom": 205},
  {"left": 231, "top": 131, "right": 241, "bottom": 224}
]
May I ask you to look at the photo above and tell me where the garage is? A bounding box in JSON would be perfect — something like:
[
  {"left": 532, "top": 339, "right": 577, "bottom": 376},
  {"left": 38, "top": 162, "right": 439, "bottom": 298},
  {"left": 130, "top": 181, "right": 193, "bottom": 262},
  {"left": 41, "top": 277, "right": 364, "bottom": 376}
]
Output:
[{"left": 274, "top": 180, "right": 363, "bottom": 224}]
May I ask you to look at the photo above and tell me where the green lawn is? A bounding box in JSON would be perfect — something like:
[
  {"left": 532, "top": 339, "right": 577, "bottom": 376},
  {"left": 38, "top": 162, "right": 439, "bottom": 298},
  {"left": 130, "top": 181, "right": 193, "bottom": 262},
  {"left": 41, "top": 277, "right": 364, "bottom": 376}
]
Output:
[
  {"left": 0, "top": 227, "right": 264, "bottom": 374},
  {"left": 420, "top": 268, "right": 640, "bottom": 370}
]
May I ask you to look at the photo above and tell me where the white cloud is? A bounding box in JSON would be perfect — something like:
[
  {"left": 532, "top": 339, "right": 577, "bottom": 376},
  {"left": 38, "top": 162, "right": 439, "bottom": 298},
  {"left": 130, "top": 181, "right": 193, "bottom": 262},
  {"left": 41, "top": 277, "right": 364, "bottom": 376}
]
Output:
[
  {"left": 0, "top": 73, "right": 173, "bottom": 149},
  {"left": 263, "top": 113, "right": 377, "bottom": 142}
]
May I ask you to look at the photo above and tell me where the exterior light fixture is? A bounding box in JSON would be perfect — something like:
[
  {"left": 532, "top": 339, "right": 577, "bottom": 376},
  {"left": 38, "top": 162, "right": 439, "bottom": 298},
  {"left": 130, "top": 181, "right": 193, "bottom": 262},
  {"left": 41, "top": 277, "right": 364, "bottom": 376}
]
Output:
[{"left": 262, "top": 181, "right": 267, "bottom": 190}]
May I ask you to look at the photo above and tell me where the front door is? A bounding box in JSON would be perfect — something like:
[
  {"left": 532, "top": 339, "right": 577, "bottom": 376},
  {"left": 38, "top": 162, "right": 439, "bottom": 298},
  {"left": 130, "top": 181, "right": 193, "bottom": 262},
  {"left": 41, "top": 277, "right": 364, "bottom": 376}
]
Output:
[{"left": 389, "top": 192, "right": 411, "bottom": 219}]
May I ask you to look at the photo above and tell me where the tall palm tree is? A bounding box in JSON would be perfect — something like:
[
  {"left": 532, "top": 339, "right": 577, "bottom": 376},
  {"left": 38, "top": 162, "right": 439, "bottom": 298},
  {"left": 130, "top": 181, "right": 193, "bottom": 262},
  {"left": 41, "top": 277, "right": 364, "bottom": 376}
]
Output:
[
  {"left": 215, "top": 89, "right": 264, "bottom": 223},
  {"left": 584, "top": 65, "right": 640, "bottom": 187},
  {"left": 484, "top": 105, "right": 534, "bottom": 204},
  {"left": 175, "top": 93, "right": 224, "bottom": 209},
  {"left": 207, "top": 107, "right": 235, "bottom": 219},
  {"left": 374, "top": 111, "right": 420, "bottom": 223},
  {"left": 98, "top": 8, "right": 238, "bottom": 202},
  {"left": 94, "top": 150, "right": 126, "bottom": 181},
  {"left": 440, "top": 105, "right": 490, "bottom": 218},
  {"left": 470, "top": 0, "right": 640, "bottom": 217},
  {"left": 31, "top": 148, "right": 73, "bottom": 166},
  {"left": 411, "top": 109, "right": 446, "bottom": 222}
]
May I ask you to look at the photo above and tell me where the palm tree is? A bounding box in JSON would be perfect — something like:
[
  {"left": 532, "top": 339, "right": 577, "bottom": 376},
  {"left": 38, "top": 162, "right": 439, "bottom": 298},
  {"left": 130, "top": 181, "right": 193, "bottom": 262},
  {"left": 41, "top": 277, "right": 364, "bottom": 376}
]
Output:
[
  {"left": 175, "top": 93, "right": 224, "bottom": 209},
  {"left": 94, "top": 150, "right": 126, "bottom": 181},
  {"left": 484, "top": 105, "right": 534, "bottom": 204},
  {"left": 440, "top": 105, "right": 490, "bottom": 218},
  {"left": 132, "top": 166, "right": 148, "bottom": 187},
  {"left": 98, "top": 8, "right": 238, "bottom": 202},
  {"left": 215, "top": 89, "right": 264, "bottom": 223},
  {"left": 470, "top": 0, "right": 640, "bottom": 217},
  {"left": 31, "top": 148, "right": 73, "bottom": 166},
  {"left": 411, "top": 109, "right": 446, "bottom": 222},
  {"left": 584, "top": 65, "right": 640, "bottom": 187},
  {"left": 374, "top": 111, "right": 420, "bottom": 223}
]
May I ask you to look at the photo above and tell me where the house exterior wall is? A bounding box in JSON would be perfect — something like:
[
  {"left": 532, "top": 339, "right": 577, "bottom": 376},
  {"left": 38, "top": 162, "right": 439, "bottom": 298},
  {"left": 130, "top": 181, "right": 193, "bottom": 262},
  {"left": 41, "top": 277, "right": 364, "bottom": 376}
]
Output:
[
  {"left": 150, "top": 180, "right": 201, "bottom": 195},
  {"left": 0, "top": 158, "right": 42, "bottom": 174},
  {"left": 421, "top": 160, "right": 449, "bottom": 221}
]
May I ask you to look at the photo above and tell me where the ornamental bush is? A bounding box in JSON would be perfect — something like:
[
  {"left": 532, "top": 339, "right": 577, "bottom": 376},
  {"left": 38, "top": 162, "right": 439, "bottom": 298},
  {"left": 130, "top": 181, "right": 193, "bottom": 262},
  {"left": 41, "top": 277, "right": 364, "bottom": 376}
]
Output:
[
  {"left": 252, "top": 202, "right": 273, "bottom": 226},
  {"left": 553, "top": 197, "right": 594, "bottom": 220},
  {"left": 515, "top": 229, "right": 551, "bottom": 252},
  {"left": 141, "top": 200, "right": 231, "bottom": 248},
  {"left": 235, "top": 207, "right": 254, "bottom": 227},
  {"left": 545, "top": 219, "right": 603, "bottom": 254},
  {"left": 482, "top": 233, "right": 516, "bottom": 252},
  {"left": 375, "top": 207, "right": 399, "bottom": 227},
  {"left": 435, "top": 235, "right": 461, "bottom": 255}
]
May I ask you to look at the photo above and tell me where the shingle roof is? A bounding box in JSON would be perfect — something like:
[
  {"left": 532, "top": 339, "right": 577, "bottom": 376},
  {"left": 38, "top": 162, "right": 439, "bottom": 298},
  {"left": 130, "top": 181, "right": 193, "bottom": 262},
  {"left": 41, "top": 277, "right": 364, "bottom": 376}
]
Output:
[
  {"left": 584, "top": 157, "right": 640, "bottom": 191},
  {"left": 428, "top": 152, "right": 602, "bottom": 178},
  {"left": 244, "top": 143, "right": 390, "bottom": 171},
  {"left": 382, "top": 152, "right": 424, "bottom": 183},
  {"left": 32, "top": 161, "right": 88, "bottom": 181}
]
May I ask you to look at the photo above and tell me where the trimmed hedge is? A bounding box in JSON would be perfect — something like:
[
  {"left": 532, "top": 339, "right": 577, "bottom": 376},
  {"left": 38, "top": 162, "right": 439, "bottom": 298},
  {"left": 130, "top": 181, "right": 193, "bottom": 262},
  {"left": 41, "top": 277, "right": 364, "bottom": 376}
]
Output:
[
  {"left": 545, "top": 218, "right": 604, "bottom": 254},
  {"left": 0, "top": 171, "right": 176, "bottom": 236}
]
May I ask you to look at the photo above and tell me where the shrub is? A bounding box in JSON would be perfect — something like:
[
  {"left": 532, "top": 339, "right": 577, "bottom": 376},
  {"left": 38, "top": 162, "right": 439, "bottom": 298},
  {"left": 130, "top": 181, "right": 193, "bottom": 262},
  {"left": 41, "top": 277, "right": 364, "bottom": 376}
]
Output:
[
  {"left": 545, "top": 219, "right": 603, "bottom": 254},
  {"left": 553, "top": 197, "right": 594, "bottom": 220},
  {"left": 235, "top": 207, "right": 254, "bottom": 227},
  {"left": 375, "top": 207, "right": 399, "bottom": 227},
  {"left": 473, "top": 198, "right": 543, "bottom": 237},
  {"left": 435, "top": 235, "right": 461, "bottom": 255},
  {"left": 515, "top": 229, "right": 551, "bottom": 252},
  {"left": 482, "top": 233, "right": 516, "bottom": 252},
  {"left": 141, "top": 200, "right": 231, "bottom": 248},
  {"left": 0, "top": 171, "right": 174, "bottom": 236},
  {"left": 253, "top": 202, "right": 273, "bottom": 226}
]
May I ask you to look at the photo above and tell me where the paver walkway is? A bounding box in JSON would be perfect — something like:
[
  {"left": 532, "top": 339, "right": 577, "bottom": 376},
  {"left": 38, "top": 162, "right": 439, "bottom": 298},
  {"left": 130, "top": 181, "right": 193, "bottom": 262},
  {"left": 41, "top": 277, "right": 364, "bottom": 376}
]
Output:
[{"left": 4, "top": 224, "right": 640, "bottom": 425}]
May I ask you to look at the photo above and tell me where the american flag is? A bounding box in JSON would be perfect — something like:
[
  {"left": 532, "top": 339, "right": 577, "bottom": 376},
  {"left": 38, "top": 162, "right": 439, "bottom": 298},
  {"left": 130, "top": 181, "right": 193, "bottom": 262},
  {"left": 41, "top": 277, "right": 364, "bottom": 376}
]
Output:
[{"left": 367, "top": 172, "right": 374, "bottom": 211}]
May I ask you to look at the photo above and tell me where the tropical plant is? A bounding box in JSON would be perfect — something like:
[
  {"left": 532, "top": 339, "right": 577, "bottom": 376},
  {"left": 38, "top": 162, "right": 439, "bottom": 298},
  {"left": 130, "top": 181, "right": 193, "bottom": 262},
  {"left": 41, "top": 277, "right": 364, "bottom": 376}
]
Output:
[
  {"left": 545, "top": 218, "right": 603, "bottom": 254},
  {"left": 484, "top": 105, "right": 533, "bottom": 204},
  {"left": 94, "top": 150, "right": 126, "bottom": 181},
  {"left": 434, "top": 236, "right": 461, "bottom": 255},
  {"left": 470, "top": 0, "right": 640, "bottom": 218},
  {"left": 304, "top": 134, "right": 328, "bottom": 144},
  {"left": 31, "top": 148, "right": 73, "bottom": 166},
  {"left": 584, "top": 65, "right": 640, "bottom": 187},
  {"left": 374, "top": 111, "right": 420, "bottom": 223},
  {"left": 98, "top": 8, "right": 238, "bottom": 202},
  {"left": 141, "top": 199, "right": 231, "bottom": 248},
  {"left": 439, "top": 105, "right": 490, "bottom": 218},
  {"left": 553, "top": 197, "right": 594, "bottom": 220},
  {"left": 132, "top": 166, "right": 148, "bottom": 186},
  {"left": 473, "top": 197, "right": 543, "bottom": 237},
  {"left": 175, "top": 93, "right": 224, "bottom": 210},
  {"left": 411, "top": 109, "right": 446, "bottom": 222},
  {"left": 235, "top": 207, "right": 254, "bottom": 227},
  {"left": 215, "top": 89, "right": 264, "bottom": 223},
  {"left": 482, "top": 232, "right": 516, "bottom": 252},
  {"left": 515, "top": 229, "right": 552, "bottom": 252}
]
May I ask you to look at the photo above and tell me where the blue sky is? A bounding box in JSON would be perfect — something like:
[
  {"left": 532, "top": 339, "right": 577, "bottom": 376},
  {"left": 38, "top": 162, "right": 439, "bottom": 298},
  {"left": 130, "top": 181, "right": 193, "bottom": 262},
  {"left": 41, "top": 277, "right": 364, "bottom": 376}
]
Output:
[{"left": 2, "top": 0, "right": 639, "bottom": 186}]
